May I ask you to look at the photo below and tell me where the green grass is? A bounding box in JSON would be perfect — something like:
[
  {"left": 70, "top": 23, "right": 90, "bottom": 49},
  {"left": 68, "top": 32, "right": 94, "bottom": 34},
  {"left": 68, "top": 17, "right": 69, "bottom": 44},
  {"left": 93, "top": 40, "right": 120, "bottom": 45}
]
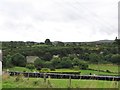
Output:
[
  {"left": 52, "top": 69, "right": 79, "bottom": 72},
  {"left": 80, "top": 70, "right": 117, "bottom": 75},
  {"left": 54, "top": 69, "right": 117, "bottom": 75},
  {"left": 0, "top": 75, "right": 2, "bottom": 89},
  {"left": 6, "top": 67, "right": 34, "bottom": 72},
  {"left": 5, "top": 65, "right": 118, "bottom": 76},
  {"left": 2, "top": 76, "right": 119, "bottom": 88},
  {"left": 89, "top": 64, "right": 118, "bottom": 73}
]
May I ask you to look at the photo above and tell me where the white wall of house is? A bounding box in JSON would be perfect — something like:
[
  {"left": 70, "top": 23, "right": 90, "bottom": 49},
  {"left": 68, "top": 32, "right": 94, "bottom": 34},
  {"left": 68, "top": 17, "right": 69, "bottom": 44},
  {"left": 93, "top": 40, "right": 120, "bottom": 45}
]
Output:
[
  {"left": 0, "top": 50, "right": 2, "bottom": 75},
  {"left": 26, "top": 56, "right": 39, "bottom": 63}
]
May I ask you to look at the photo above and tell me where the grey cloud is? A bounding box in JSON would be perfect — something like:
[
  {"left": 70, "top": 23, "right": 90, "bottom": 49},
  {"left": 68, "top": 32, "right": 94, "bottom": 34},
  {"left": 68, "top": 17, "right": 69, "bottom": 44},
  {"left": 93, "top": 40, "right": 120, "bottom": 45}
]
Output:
[{"left": 0, "top": 0, "right": 118, "bottom": 41}]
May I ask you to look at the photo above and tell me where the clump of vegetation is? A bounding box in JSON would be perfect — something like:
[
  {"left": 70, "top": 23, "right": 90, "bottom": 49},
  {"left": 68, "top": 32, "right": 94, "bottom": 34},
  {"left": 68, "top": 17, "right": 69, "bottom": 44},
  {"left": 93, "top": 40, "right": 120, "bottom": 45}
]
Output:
[
  {"left": 41, "top": 68, "right": 50, "bottom": 72},
  {"left": 73, "top": 66, "right": 79, "bottom": 70},
  {"left": 2, "top": 72, "right": 10, "bottom": 80},
  {"left": 106, "top": 70, "right": 111, "bottom": 73},
  {"left": 2, "top": 75, "right": 119, "bottom": 88},
  {"left": 15, "top": 74, "right": 24, "bottom": 82},
  {"left": 26, "top": 64, "right": 35, "bottom": 71},
  {"left": 33, "top": 80, "right": 39, "bottom": 85},
  {"left": 47, "top": 79, "right": 52, "bottom": 88}
]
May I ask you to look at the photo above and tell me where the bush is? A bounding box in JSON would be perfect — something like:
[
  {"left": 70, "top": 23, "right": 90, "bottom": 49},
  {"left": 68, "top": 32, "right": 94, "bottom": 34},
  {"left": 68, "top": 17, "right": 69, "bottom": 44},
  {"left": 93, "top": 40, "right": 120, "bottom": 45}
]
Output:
[
  {"left": 50, "top": 67, "right": 55, "bottom": 71},
  {"left": 33, "top": 80, "right": 39, "bottom": 85},
  {"left": 80, "top": 64, "right": 88, "bottom": 70},
  {"left": 41, "top": 68, "right": 50, "bottom": 72},
  {"left": 106, "top": 70, "right": 111, "bottom": 73},
  {"left": 36, "top": 66, "right": 41, "bottom": 71},
  {"left": 73, "top": 66, "right": 79, "bottom": 70},
  {"left": 15, "top": 74, "right": 24, "bottom": 82},
  {"left": 26, "top": 64, "right": 35, "bottom": 71}
]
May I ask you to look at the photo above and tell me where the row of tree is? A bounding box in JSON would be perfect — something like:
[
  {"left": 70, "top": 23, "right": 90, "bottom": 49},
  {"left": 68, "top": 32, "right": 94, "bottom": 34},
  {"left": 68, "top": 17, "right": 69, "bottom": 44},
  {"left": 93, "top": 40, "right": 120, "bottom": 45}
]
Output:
[
  {"left": 3, "top": 53, "right": 89, "bottom": 70},
  {"left": 2, "top": 38, "right": 120, "bottom": 69}
]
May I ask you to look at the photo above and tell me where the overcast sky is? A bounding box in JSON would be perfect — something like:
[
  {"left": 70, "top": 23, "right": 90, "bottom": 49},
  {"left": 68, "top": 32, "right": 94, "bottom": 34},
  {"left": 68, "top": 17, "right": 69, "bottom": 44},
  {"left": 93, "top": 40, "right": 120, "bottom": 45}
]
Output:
[{"left": 0, "top": 0, "right": 119, "bottom": 42}]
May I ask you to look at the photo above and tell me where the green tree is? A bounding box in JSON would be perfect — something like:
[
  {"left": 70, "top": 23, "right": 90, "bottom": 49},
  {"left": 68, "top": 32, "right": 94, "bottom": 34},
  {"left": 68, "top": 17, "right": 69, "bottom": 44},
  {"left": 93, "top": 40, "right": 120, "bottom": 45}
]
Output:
[
  {"left": 79, "top": 60, "right": 88, "bottom": 70},
  {"left": 72, "top": 58, "right": 88, "bottom": 70},
  {"left": 3, "top": 55, "right": 13, "bottom": 68},
  {"left": 104, "top": 54, "right": 112, "bottom": 62},
  {"left": 45, "top": 39, "right": 52, "bottom": 45},
  {"left": 42, "top": 52, "right": 53, "bottom": 61},
  {"left": 34, "top": 58, "right": 44, "bottom": 70},
  {"left": 111, "top": 54, "right": 120, "bottom": 64},
  {"left": 51, "top": 57, "right": 61, "bottom": 68},
  {"left": 89, "top": 53, "right": 100, "bottom": 63},
  {"left": 72, "top": 58, "right": 80, "bottom": 66},
  {"left": 11, "top": 53, "right": 26, "bottom": 67},
  {"left": 44, "top": 61, "right": 52, "bottom": 68},
  {"left": 60, "top": 57, "right": 72, "bottom": 68}
]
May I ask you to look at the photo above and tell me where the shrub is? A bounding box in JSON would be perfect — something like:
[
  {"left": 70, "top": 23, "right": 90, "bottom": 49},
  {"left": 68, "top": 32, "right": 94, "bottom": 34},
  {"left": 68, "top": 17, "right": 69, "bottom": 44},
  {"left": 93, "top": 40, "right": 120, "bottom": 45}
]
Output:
[
  {"left": 41, "top": 68, "right": 50, "bottom": 72},
  {"left": 33, "top": 80, "right": 39, "bottom": 85},
  {"left": 73, "top": 66, "right": 79, "bottom": 70},
  {"left": 80, "top": 64, "right": 88, "bottom": 70},
  {"left": 15, "top": 74, "right": 24, "bottom": 82},
  {"left": 50, "top": 67, "right": 55, "bottom": 71},
  {"left": 106, "top": 70, "right": 111, "bottom": 73},
  {"left": 2, "top": 72, "right": 10, "bottom": 80},
  {"left": 26, "top": 64, "right": 35, "bottom": 71}
]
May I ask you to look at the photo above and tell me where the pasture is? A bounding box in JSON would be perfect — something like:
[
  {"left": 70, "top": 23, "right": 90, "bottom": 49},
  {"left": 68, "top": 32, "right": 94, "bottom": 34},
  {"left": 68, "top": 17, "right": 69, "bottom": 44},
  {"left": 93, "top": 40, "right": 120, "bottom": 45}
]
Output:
[
  {"left": 5, "top": 63, "right": 119, "bottom": 76},
  {"left": 2, "top": 76, "right": 119, "bottom": 88},
  {"left": 2, "top": 64, "right": 119, "bottom": 88},
  {"left": 89, "top": 64, "right": 119, "bottom": 73}
]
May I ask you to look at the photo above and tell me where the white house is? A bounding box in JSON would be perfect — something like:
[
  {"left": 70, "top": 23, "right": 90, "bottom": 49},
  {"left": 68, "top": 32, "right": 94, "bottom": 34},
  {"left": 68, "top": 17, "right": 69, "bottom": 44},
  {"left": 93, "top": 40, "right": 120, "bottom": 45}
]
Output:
[{"left": 26, "top": 56, "right": 39, "bottom": 63}]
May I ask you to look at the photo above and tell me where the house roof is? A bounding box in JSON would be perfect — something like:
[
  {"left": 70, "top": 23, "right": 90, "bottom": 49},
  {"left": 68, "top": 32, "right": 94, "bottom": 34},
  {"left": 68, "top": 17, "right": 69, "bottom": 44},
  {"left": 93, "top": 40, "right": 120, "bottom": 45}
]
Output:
[{"left": 26, "top": 56, "right": 39, "bottom": 63}]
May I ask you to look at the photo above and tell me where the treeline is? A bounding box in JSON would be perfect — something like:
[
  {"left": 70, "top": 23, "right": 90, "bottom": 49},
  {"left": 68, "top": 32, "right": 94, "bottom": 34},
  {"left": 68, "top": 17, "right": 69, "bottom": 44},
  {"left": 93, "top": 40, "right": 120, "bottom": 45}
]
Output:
[{"left": 2, "top": 38, "right": 120, "bottom": 69}]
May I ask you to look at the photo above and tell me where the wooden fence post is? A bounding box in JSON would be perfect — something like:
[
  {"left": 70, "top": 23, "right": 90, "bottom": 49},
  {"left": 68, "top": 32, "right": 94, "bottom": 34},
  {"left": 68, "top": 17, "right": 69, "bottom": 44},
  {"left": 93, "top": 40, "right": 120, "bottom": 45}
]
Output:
[
  {"left": 68, "top": 75, "right": 71, "bottom": 88},
  {"left": 27, "top": 73, "right": 29, "bottom": 80},
  {"left": 44, "top": 73, "right": 46, "bottom": 83}
]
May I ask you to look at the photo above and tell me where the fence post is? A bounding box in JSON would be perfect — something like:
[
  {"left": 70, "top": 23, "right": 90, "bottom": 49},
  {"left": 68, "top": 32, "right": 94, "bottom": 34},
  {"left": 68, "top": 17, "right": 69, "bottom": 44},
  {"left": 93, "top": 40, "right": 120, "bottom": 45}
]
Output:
[
  {"left": 27, "top": 73, "right": 29, "bottom": 80},
  {"left": 44, "top": 73, "right": 46, "bottom": 83},
  {"left": 68, "top": 75, "right": 71, "bottom": 88}
]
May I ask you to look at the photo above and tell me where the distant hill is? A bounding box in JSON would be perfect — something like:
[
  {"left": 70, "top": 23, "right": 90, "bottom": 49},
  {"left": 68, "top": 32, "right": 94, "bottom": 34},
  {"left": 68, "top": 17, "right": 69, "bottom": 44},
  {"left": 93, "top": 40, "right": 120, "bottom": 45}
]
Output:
[
  {"left": 53, "top": 40, "right": 114, "bottom": 45},
  {"left": 93, "top": 40, "right": 114, "bottom": 43}
]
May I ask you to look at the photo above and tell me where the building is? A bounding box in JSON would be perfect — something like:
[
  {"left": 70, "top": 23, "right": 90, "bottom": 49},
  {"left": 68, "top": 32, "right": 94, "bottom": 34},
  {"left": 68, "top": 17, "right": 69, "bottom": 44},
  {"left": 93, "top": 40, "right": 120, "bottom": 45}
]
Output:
[{"left": 26, "top": 56, "right": 39, "bottom": 64}]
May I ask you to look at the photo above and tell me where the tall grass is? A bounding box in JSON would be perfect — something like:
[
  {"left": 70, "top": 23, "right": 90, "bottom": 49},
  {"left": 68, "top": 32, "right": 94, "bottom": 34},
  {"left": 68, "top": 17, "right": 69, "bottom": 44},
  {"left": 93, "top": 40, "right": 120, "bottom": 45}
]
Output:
[{"left": 2, "top": 72, "right": 119, "bottom": 88}]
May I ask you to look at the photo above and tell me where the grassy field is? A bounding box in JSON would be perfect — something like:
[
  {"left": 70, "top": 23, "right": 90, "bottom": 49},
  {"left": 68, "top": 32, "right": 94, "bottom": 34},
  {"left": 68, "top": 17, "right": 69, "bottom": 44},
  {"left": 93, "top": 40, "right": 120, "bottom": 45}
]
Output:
[
  {"left": 5, "top": 67, "right": 32, "bottom": 72},
  {"left": 54, "top": 69, "right": 117, "bottom": 75},
  {"left": 2, "top": 76, "right": 119, "bottom": 88},
  {"left": 89, "top": 64, "right": 118, "bottom": 73},
  {"left": 0, "top": 75, "right": 1, "bottom": 89},
  {"left": 2, "top": 64, "right": 119, "bottom": 88},
  {"left": 5, "top": 65, "right": 118, "bottom": 76}
]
